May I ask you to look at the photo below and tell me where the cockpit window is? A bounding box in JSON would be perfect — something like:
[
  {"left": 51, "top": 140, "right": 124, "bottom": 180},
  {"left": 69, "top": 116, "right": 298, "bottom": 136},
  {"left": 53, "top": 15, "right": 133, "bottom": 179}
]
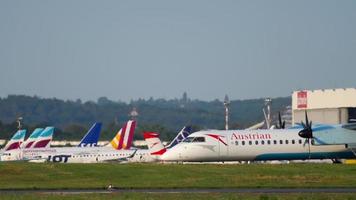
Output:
[
  {"left": 192, "top": 137, "right": 205, "bottom": 143},
  {"left": 183, "top": 137, "right": 205, "bottom": 143}
]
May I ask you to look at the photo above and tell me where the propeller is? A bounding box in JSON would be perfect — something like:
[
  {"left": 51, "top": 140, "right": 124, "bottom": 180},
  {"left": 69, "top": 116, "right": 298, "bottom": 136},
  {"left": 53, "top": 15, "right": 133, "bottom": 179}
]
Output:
[
  {"left": 298, "top": 111, "right": 313, "bottom": 159},
  {"left": 276, "top": 112, "right": 286, "bottom": 129}
]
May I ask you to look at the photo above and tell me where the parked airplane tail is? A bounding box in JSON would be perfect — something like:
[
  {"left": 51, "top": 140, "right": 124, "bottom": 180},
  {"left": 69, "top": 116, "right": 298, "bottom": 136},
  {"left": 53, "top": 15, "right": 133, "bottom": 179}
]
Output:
[
  {"left": 109, "top": 128, "right": 122, "bottom": 149},
  {"left": 78, "top": 123, "right": 102, "bottom": 147},
  {"left": 108, "top": 120, "right": 136, "bottom": 150},
  {"left": 166, "top": 126, "right": 192, "bottom": 149},
  {"left": 32, "top": 127, "right": 54, "bottom": 148},
  {"left": 22, "top": 128, "right": 44, "bottom": 149},
  {"left": 3, "top": 130, "right": 26, "bottom": 151},
  {"left": 143, "top": 132, "right": 166, "bottom": 155}
]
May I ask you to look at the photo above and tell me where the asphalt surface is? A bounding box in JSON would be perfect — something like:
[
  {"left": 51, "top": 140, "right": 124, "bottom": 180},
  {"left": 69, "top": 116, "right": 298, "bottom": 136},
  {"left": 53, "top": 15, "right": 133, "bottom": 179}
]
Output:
[{"left": 1, "top": 188, "right": 356, "bottom": 194}]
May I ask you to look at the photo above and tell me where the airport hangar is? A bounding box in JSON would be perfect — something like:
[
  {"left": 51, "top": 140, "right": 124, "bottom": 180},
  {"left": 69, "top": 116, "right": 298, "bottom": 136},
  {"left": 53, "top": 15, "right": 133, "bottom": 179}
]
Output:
[{"left": 292, "top": 88, "right": 356, "bottom": 125}]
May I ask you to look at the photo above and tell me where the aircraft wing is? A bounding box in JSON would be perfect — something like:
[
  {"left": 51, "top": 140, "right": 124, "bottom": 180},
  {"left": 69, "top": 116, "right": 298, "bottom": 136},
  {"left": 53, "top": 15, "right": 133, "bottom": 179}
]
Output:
[{"left": 102, "top": 149, "right": 138, "bottom": 162}]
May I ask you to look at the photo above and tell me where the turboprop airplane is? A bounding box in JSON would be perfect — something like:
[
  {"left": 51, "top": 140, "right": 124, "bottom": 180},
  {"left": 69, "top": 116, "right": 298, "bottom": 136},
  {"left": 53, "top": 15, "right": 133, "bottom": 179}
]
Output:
[
  {"left": 0, "top": 120, "right": 137, "bottom": 163},
  {"left": 144, "top": 113, "right": 356, "bottom": 162}
]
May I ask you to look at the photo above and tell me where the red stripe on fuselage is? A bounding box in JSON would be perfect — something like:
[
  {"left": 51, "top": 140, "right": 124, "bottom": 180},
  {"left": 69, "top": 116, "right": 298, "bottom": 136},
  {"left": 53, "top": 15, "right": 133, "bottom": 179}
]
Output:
[
  {"left": 206, "top": 134, "right": 228, "bottom": 146},
  {"left": 151, "top": 148, "right": 166, "bottom": 155}
]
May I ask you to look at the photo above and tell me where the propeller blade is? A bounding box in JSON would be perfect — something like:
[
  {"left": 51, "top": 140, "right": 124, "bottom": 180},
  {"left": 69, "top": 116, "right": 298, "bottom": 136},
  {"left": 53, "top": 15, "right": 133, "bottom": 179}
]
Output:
[
  {"left": 301, "top": 121, "right": 306, "bottom": 129},
  {"left": 299, "top": 110, "right": 313, "bottom": 139}
]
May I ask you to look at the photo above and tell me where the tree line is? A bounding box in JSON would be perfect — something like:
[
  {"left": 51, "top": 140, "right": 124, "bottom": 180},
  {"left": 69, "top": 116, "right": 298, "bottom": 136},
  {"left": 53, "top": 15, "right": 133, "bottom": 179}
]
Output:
[{"left": 0, "top": 95, "right": 290, "bottom": 141}]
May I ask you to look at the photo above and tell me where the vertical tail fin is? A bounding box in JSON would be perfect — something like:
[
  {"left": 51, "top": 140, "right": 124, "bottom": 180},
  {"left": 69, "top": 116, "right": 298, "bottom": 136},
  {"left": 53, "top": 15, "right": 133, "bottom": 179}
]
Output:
[
  {"left": 78, "top": 123, "right": 102, "bottom": 147},
  {"left": 108, "top": 120, "right": 136, "bottom": 150},
  {"left": 143, "top": 132, "right": 166, "bottom": 155},
  {"left": 32, "top": 127, "right": 54, "bottom": 148},
  {"left": 3, "top": 130, "right": 26, "bottom": 151},
  {"left": 22, "top": 128, "right": 44, "bottom": 149},
  {"left": 108, "top": 128, "right": 122, "bottom": 149},
  {"left": 166, "top": 126, "right": 192, "bottom": 149},
  {"left": 121, "top": 120, "right": 136, "bottom": 149}
]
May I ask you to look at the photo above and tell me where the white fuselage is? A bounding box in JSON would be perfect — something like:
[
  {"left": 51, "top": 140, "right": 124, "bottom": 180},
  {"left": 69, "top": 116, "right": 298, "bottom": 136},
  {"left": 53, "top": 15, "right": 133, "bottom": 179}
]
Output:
[
  {"left": 161, "top": 129, "right": 354, "bottom": 162},
  {"left": 126, "top": 149, "right": 157, "bottom": 163},
  {"left": 0, "top": 146, "right": 136, "bottom": 163}
]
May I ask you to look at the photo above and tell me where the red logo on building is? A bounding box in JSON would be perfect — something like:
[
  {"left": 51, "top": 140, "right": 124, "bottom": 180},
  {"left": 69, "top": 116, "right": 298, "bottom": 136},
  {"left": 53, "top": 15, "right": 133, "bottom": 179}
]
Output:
[{"left": 297, "top": 91, "right": 307, "bottom": 109}]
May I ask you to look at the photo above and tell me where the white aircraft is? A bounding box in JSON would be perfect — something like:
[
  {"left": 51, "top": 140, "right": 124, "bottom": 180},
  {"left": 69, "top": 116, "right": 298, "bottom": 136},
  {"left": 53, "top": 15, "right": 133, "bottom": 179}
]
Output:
[
  {"left": 0, "top": 121, "right": 137, "bottom": 163},
  {"left": 126, "top": 126, "right": 192, "bottom": 163},
  {"left": 144, "top": 113, "right": 356, "bottom": 162},
  {"left": 0, "top": 127, "right": 55, "bottom": 161}
]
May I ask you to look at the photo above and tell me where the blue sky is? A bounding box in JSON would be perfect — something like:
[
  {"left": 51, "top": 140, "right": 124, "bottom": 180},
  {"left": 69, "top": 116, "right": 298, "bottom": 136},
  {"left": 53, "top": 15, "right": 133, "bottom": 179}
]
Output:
[{"left": 0, "top": 0, "right": 355, "bottom": 102}]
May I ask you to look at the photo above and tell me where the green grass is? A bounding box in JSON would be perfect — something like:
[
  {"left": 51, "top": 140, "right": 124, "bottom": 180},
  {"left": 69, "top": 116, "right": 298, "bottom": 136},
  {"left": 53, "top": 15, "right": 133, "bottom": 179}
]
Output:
[
  {"left": 1, "top": 162, "right": 356, "bottom": 189},
  {"left": 1, "top": 193, "right": 356, "bottom": 200}
]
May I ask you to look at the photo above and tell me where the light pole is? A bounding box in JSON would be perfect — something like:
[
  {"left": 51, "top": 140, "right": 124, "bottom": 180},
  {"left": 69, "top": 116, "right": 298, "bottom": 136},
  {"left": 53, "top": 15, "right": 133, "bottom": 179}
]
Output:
[
  {"left": 16, "top": 117, "right": 23, "bottom": 130},
  {"left": 263, "top": 98, "right": 272, "bottom": 129},
  {"left": 224, "top": 95, "right": 230, "bottom": 130}
]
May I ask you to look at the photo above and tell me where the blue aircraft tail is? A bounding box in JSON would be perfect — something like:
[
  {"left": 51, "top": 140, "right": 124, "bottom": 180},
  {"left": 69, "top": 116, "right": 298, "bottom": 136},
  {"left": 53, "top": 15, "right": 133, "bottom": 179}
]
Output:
[
  {"left": 166, "top": 126, "right": 192, "bottom": 149},
  {"left": 78, "top": 123, "right": 102, "bottom": 147}
]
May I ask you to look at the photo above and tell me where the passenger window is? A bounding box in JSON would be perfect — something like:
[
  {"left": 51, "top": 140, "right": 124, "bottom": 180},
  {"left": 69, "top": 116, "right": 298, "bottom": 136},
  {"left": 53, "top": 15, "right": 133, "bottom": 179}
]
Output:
[
  {"left": 261, "top": 140, "right": 265, "bottom": 145},
  {"left": 299, "top": 139, "right": 303, "bottom": 144},
  {"left": 255, "top": 141, "right": 258, "bottom": 145},
  {"left": 280, "top": 140, "right": 283, "bottom": 144},
  {"left": 273, "top": 140, "right": 277, "bottom": 145},
  {"left": 242, "top": 141, "right": 245, "bottom": 145},
  {"left": 292, "top": 140, "right": 295, "bottom": 144},
  {"left": 249, "top": 141, "right": 252, "bottom": 145},
  {"left": 267, "top": 140, "right": 271, "bottom": 145},
  {"left": 285, "top": 140, "right": 289, "bottom": 144},
  {"left": 235, "top": 141, "right": 238, "bottom": 145}
]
